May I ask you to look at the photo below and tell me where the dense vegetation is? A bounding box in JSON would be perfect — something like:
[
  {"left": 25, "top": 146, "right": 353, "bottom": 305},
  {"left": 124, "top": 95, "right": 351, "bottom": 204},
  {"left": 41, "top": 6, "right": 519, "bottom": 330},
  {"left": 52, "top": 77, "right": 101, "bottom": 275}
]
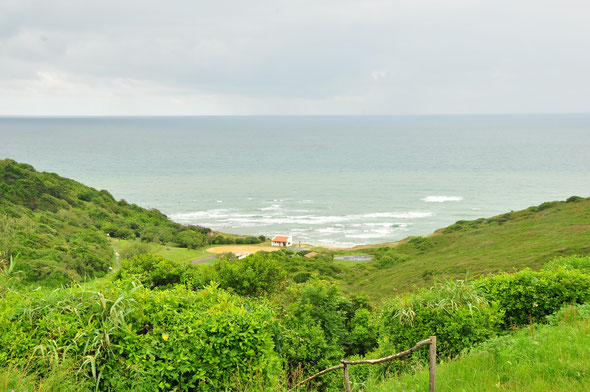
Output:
[
  {"left": 2, "top": 160, "right": 590, "bottom": 391},
  {"left": 370, "top": 303, "right": 590, "bottom": 391},
  {"left": 0, "top": 159, "right": 262, "bottom": 285},
  {"left": 3, "top": 248, "right": 590, "bottom": 391}
]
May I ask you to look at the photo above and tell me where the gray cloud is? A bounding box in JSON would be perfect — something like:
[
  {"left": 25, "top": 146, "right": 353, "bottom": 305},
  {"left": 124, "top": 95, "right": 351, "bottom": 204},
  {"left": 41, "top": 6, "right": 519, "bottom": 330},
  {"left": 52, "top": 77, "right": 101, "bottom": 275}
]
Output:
[{"left": 1, "top": 0, "right": 589, "bottom": 115}]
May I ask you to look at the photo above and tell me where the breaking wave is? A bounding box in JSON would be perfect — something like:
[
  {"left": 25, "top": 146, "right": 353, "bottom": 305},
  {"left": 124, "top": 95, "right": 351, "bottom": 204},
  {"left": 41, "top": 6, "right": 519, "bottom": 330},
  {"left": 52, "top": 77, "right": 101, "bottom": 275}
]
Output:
[{"left": 422, "top": 196, "right": 463, "bottom": 203}]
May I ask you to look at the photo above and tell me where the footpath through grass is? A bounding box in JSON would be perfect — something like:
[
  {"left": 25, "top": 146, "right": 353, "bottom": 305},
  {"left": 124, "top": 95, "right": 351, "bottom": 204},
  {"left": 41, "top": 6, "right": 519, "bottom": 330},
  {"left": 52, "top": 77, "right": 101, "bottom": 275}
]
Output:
[{"left": 369, "top": 305, "right": 590, "bottom": 392}]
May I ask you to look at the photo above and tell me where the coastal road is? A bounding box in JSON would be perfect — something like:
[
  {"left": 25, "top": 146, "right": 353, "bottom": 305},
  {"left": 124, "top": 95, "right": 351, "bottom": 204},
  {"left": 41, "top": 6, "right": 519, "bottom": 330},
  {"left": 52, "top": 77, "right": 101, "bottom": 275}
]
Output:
[{"left": 192, "top": 256, "right": 217, "bottom": 264}]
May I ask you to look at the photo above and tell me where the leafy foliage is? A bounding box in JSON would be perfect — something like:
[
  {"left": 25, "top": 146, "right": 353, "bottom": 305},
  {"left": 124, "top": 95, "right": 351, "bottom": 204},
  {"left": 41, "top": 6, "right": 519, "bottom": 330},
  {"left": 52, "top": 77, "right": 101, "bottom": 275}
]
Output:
[
  {"left": 374, "top": 302, "right": 590, "bottom": 392},
  {"left": 275, "top": 280, "right": 377, "bottom": 389},
  {"left": 379, "top": 279, "right": 503, "bottom": 362},
  {"left": 118, "top": 242, "right": 151, "bottom": 260},
  {"left": 479, "top": 267, "right": 590, "bottom": 327},
  {"left": 543, "top": 254, "right": 590, "bottom": 274},
  {"left": 0, "top": 279, "right": 279, "bottom": 391},
  {"left": 212, "top": 252, "right": 287, "bottom": 296},
  {"left": 116, "top": 254, "right": 189, "bottom": 289},
  {"left": 371, "top": 248, "right": 410, "bottom": 268}
]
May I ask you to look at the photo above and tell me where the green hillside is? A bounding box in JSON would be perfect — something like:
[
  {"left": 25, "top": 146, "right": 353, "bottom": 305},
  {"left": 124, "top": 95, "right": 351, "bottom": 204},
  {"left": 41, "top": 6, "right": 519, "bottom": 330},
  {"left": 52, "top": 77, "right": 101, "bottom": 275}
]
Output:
[
  {"left": 0, "top": 159, "right": 220, "bottom": 285},
  {"left": 2, "top": 159, "right": 590, "bottom": 391},
  {"left": 340, "top": 196, "right": 590, "bottom": 302}
]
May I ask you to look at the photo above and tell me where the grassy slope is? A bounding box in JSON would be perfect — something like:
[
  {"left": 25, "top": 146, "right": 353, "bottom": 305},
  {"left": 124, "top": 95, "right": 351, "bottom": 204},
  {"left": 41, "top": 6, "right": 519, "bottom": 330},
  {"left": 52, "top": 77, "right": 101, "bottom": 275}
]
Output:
[
  {"left": 340, "top": 198, "right": 590, "bottom": 302},
  {"left": 111, "top": 239, "right": 215, "bottom": 263},
  {"left": 0, "top": 159, "right": 211, "bottom": 284},
  {"left": 370, "top": 307, "right": 590, "bottom": 391}
]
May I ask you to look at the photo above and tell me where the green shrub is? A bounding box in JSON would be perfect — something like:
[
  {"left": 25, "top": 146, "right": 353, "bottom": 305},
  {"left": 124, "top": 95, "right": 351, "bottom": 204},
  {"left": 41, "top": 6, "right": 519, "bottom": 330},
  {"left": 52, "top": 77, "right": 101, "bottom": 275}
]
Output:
[
  {"left": 119, "top": 242, "right": 152, "bottom": 260},
  {"left": 174, "top": 230, "right": 205, "bottom": 249},
  {"left": 116, "top": 254, "right": 188, "bottom": 289},
  {"left": 0, "top": 280, "right": 279, "bottom": 391},
  {"left": 293, "top": 271, "right": 312, "bottom": 283},
  {"left": 105, "top": 226, "right": 135, "bottom": 239},
  {"left": 547, "top": 302, "right": 590, "bottom": 325},
  {"left": 543, "top": 254, "right": 590, "bottom": 274},
  {"left": 214, "top": 253, "right": 287, "bottom": 296},
  {"left": 348, "top": 308, "right": 378, "bottom": 356},
  {"left": 408, "top": 236, "right": 434, "bottom": 251},
  {"left": 379, "top": 279, "right": 503, "bottom": 362},
  {"left": 479, "top": 268, "right": 590, "bottom": 327},
  {"left": 277, "top": 281, "right": 349, "bottom": 387},
  {"left": 533, "top": 201, "right": 558, "bottom": 212},
  {"left": 112, "top": 284, "right": 280, "bottom": 391},
  {"left": 373, "top": 248, "right": 410, "bottom": 268},
  {"left": 566, "top": 195, "right": 584, "bottom": 203}
]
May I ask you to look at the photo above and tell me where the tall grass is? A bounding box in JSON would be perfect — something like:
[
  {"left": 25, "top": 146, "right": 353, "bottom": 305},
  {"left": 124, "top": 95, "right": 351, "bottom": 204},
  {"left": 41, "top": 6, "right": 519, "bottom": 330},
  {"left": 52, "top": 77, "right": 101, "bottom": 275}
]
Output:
[
  {"left": 0, "top": 359, "right": 92, "bottom": 392},
  {"left": 368, "top": 304, "right": 590, "bottom": 391}
]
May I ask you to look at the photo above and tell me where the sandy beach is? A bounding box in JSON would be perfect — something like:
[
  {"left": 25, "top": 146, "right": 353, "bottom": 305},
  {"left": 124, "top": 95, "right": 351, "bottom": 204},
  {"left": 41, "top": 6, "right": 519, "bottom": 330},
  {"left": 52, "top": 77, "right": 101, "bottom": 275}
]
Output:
[{"left": 206, "top": 245, "right": 279, "bottom": 254}]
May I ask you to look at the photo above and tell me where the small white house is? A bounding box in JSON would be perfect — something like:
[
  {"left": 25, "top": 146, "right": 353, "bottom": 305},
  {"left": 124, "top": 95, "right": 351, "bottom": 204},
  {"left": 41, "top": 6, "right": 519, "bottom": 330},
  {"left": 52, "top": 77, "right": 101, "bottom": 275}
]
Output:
[{"left": 271, "top": 235, "right": 292, "bottom": 247}]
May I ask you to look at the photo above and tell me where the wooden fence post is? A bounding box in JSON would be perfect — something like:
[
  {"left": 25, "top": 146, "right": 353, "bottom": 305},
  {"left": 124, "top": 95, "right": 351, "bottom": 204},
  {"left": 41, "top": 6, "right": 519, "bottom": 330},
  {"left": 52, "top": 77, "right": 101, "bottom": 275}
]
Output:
[
  {"left": 429, "top": 336, "right": 436, "bottom": 392},
  {"left": 342, "top": 363, "right": 351, "bottom": 392},
  {"left": 296, "top": 337, "right": 437, "bottom": 391}
]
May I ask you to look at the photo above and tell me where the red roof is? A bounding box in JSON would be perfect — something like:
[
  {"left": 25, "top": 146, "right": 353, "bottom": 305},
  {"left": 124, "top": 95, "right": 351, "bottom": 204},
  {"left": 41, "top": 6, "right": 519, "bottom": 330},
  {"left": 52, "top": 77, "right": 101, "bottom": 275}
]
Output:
[{"left": 272, "top": 236, "right": 290, "bottom": 242}]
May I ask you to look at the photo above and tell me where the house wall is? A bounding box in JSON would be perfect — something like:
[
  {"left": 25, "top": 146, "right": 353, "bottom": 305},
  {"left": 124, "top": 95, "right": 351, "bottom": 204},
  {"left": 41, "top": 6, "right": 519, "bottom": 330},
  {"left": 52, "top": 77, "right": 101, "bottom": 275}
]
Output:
[{"left": 271, "top": 237, "right": 293, "bottom": 247}]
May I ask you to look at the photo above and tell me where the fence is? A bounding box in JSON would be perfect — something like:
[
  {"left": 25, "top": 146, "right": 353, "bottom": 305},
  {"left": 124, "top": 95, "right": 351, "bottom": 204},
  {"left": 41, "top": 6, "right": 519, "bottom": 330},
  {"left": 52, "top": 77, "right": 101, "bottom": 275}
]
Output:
[{"left": 298, "top": 336, "right": 437, "bottom": 392}]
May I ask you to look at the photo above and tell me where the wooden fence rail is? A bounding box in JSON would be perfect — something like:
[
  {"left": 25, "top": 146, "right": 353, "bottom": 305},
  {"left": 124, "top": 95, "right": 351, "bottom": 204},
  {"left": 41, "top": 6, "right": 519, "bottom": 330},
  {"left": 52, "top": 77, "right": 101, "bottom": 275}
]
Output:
[{"left": 298, "top": 336, "right": 437, "bottom": 392}]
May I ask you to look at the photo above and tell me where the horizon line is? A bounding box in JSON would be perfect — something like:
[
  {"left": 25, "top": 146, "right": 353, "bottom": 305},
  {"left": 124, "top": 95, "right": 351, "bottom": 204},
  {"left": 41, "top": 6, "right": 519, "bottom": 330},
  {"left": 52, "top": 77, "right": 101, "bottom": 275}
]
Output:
[{"left": 1, "top": 112, "right": 589, "bottom": 119}]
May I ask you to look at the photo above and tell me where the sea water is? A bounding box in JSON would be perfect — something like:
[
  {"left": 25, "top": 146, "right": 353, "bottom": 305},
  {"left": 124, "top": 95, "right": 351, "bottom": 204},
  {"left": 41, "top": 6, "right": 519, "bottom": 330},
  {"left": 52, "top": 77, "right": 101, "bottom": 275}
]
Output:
[{"left": 1, "top": 115, "right": 589, "bottom": 247}]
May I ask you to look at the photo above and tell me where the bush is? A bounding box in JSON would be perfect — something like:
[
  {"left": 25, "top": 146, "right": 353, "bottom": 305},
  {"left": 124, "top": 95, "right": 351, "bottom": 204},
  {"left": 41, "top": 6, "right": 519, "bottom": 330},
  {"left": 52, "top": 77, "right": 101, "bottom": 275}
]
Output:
[
  {"left": 373, "top": 248, "right": 410, "bottom": 268},
  {"left": 379, "top": 280, "right": 503, "bottom": 362},
  {"left": 566, "top": 195, "right": 584, "bottom": 203},
  {"left": 113, "top": 284, "right": 280, "bottom": 391},
  {"left": 348, "top": 308, "right": 378, "bottom": 356},
  {"left": 479, "top": 268, "right": 590, "bottom": 327},
  {"left": 174, "top": 230, "right": 205, "bottom": 249},
  {"left": 293, "top": 271, "right": 312, "bottom": 283},
  {"left": 119, "top": 242, "right": 151, "bottom": 260},
  {"left": 533, "top": 201, "right": 557, "bottom": 212},
  {"left": 116, "top": 254, "right": 188, "bottom": 289},
  {"left": 140, "top": 227, "right": 174, "bottom": 244},
  {"left": 408, "top": 236, "right": 434, "bottom": 251},
  {"left": 105, "top": 226, "right": 135, "bottom": 239},
  {"left": 543, "top": 254, "right": 590, "bottom": 274},
  {"left": 277, "top": 281, "right": 349, "bottom": 386},
  {"left": 0, "top": 281, "right": 279, "bottom": 391},
  {"left": 214, "top": 253, "right": 287, "bottom": 296}
]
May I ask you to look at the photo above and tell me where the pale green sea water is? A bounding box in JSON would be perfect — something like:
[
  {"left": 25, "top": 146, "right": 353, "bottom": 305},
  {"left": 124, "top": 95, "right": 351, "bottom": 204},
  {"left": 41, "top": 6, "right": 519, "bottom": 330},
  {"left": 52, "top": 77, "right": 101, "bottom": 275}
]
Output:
[{"left": 1, "top": 115, "right": 589, "bottom": 247}]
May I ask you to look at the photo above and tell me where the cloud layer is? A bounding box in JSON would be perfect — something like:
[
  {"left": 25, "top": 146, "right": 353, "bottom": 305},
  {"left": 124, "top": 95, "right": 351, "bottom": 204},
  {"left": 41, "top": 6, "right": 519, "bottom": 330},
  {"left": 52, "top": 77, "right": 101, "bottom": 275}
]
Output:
[{"left": 1, "top": 0, "right": 589, "bottom": 115}]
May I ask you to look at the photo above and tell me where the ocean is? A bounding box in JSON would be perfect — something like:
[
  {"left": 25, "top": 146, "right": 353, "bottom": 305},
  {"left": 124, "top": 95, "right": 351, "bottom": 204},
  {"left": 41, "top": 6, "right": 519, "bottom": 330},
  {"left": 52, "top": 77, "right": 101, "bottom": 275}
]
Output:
[{"left": 1, "top": 115, "right": 589, "bottom": 247}]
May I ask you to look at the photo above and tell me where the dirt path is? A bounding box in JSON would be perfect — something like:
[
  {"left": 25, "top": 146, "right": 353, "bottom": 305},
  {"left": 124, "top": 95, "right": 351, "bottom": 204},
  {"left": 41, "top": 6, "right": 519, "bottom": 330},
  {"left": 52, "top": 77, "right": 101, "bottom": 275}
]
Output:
[{"left": 192, "top": 256, "right": 217, "bottom": 264}]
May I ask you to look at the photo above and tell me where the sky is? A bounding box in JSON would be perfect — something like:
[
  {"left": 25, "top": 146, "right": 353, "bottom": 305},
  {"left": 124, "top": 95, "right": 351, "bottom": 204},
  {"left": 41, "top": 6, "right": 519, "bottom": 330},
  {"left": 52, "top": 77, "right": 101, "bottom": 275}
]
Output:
[{"left": 1, "top": 0, "right": 589, "bottom": 116}]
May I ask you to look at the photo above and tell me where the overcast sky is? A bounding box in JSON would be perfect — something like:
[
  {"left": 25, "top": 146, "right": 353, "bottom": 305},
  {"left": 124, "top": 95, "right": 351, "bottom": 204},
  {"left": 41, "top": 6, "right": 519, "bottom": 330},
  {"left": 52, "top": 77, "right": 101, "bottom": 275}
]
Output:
[{"left": 1, "top": 0, "right": 589, "bottom": 115}]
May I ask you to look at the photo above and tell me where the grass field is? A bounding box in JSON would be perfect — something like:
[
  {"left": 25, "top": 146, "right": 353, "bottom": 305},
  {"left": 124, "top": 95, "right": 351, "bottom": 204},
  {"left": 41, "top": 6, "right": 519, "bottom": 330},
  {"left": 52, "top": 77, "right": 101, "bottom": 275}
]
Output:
[
  {"left": 338, "top": 197, "right": 590, "bottom": 302},
  {"left": 368, "top": 305, "right": 590, "bottom": 391},
  {"left": 110, "top": 239, "right": 215, "bottom": 263}
]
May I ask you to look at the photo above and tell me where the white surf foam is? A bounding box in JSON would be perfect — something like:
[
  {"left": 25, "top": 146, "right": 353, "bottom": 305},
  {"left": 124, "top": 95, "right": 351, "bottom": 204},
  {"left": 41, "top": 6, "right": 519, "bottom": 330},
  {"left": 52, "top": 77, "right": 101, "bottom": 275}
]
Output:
[
  {"left": 258, "top": 204, "right": 282, "bottom": 211},
  {"left": 422, "top": 196, "right": 463, "bottom": 203},
  {"left": 362, "top": 212, "right": 433, "bottom": 219}
]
